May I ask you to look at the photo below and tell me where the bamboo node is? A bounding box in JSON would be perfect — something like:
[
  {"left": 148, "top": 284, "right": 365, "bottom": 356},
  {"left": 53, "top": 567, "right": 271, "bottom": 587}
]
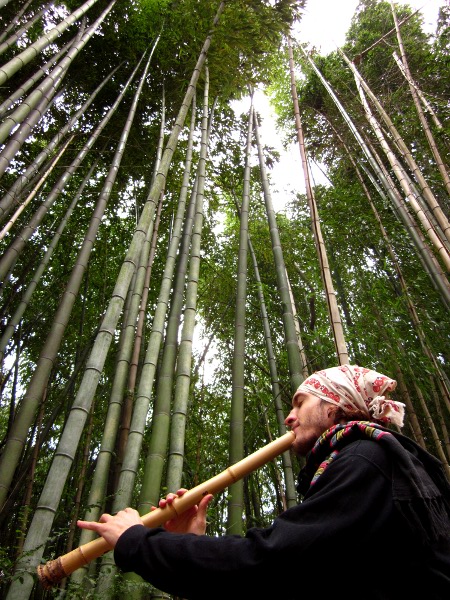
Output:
[{"left": 37, "top": 557, "right": 67, "bottom": 588}]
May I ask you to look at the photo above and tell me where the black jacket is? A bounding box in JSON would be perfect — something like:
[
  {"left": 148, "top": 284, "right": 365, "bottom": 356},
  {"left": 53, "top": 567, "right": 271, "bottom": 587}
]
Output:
[{"left": 114, "top": 437, "right": 450, "bottom": 599}]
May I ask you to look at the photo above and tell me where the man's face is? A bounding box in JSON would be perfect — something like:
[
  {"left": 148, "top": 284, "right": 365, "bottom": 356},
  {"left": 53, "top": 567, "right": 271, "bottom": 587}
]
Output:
[{"left": 285, "top": 391, "right": 335, "bottom": 456}]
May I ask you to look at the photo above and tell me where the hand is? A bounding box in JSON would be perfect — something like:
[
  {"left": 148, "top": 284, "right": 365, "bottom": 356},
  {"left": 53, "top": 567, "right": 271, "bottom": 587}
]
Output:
[
  {"left": 77, "top": 507, "right": 144, "bottom": 548},
  {"left": 155, "top": 488, "right": 213, "bottom": 535}
]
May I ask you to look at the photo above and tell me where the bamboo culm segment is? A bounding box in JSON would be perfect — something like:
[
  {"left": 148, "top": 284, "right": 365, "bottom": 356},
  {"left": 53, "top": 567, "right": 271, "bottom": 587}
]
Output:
[{"left": 37, "top": 430, "right": 295, "bottom": 588}]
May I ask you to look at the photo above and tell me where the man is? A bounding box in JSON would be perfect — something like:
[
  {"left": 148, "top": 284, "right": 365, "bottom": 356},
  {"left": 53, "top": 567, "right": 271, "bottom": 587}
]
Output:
[{"left": 78, "top": 365, "right": 450, "bottom": 599}]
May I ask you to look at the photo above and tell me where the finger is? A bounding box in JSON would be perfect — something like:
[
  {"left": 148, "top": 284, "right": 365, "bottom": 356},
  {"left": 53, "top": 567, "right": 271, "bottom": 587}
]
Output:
[
  {"left": 77, "top": 520, "right": 98, "bottom": 531},
  {"left": 99, "top": 513, "right": 112, "bottom": 523},
  {"left": 176, "top": 488, "right": 188, "bottom": 497},
  {"left": 124, "top": 507, "right": 139, "bottom": 516},
  {"left": 198, "top": 494, "right": 214, "bottom": 515}
]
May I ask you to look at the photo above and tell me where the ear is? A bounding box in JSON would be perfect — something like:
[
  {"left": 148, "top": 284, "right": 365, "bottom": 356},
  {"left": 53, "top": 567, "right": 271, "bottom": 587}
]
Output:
[
  {"left": 326, "top": 403, "right": 341, "bottom": 424},
  {"left": 326, "top": 404, "right": 335, "bottom": 418}
]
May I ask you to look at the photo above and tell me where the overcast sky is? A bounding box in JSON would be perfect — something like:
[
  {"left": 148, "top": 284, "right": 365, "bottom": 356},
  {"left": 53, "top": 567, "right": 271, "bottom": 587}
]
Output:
[{"left": 297, "top": 0, "right": 442, "bottom": 54}]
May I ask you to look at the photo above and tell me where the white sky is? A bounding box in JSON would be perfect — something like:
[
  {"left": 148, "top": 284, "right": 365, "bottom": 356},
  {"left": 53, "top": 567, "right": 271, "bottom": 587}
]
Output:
[
  {"left": 297, "top": 0, "right": 442, "bottom": 54},
  {"left": 245, "top": 0, "right": 444, "bottom": 210}
]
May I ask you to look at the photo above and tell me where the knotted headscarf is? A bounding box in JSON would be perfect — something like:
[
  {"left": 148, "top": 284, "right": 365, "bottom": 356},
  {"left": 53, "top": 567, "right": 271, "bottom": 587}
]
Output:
[{"left": 295, "top": 364, "right": 405, "bottom": 428}]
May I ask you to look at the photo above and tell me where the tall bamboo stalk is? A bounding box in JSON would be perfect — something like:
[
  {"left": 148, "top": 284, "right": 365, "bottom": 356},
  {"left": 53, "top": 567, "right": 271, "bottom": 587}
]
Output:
[
  {"left": 289, "top": 37, "right": 349, "bottom": 365},
  {"left": 0, "top": 135, "right": 72, "bottom": 242},
  {"left": 253, "top": 106, "right": 305, "bottom": 390},
  {"left": 0, "top": 3, "right": 51, "bottom": 56},
  {"left": 165, "top": 97, "right": 215, "bottom": 495},
  {"left": 0, "top": 38, "right": 72, "bottom": 118},
  {"left": 392, "top": 51, "right": 443, "bottom": 130},
  {"left": 414, "top": 382, "right": 450, "bottom": 478},
  {"left": 0, "top": 61, "right": 120, "bottom": 215},
  {"left": 390, "top": 0, "right": 450, "bottom": 195},
  {"left": 337, "top": 132, "right": 450, "bottom": 415},
  {"left": 0, "top": 62, "right": 138, "bottom": 280},
  {"left": 65, "top": 6, "right": 225, "bottom": 594},
  {"left": 226, "top": 93, "right": 253, "bottom": 536},
  {"left": 0, "top": 0, "right": 35, "bottom": 44},
  {"left": 247, "top": 237, "right": 297, "bottom": 508},
  {"left": 0, "top": 6, "right": 101, "bottom": 155}
]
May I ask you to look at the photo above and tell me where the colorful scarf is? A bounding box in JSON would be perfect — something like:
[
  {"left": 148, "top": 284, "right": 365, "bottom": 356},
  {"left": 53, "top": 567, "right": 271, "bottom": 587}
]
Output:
[
  {"left": 295, "top": 365, "right": 405, "bottom": 427},
  {"left": 297, "top": 421, "right": 450, "bottom": 545}
]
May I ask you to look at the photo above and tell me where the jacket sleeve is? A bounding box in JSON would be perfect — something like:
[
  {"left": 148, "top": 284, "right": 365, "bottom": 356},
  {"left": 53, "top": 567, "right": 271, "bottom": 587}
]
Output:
[{"left": 114, "top": 441, "right": 394, "bottom": 599}]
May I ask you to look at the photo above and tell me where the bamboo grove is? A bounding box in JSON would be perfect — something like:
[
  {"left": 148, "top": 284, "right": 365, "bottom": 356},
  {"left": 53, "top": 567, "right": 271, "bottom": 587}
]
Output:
[{"left": 0, "top": 0, "right": 448, "bottom": 598}]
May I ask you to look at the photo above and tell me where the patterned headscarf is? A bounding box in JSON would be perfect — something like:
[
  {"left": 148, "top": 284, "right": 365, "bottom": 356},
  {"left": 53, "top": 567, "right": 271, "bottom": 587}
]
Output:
[{"left": 295, "top": 364, "right": 405, "bottom": 428}]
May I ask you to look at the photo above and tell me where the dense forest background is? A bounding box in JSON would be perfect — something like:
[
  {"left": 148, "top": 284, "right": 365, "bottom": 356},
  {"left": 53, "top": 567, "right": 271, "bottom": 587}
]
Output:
[{"left": 0, "top": 0, "right": 449, "bottom": 598}]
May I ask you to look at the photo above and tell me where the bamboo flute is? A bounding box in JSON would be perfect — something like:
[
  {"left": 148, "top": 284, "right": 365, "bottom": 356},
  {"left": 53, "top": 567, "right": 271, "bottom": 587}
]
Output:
[{"left": 37, "top": 430, "right": 295, "bottom": 588}]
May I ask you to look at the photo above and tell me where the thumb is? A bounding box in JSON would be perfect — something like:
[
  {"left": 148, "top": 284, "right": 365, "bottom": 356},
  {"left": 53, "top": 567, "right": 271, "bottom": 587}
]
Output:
[{"left": 197, "top": 493, "right": 213, "bottom": 516}]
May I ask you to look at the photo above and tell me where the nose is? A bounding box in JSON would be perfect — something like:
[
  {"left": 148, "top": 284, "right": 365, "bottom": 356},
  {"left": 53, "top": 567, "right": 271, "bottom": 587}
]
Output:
[{"left": 285, "top": 412, "right": 296, "bottom": 428}]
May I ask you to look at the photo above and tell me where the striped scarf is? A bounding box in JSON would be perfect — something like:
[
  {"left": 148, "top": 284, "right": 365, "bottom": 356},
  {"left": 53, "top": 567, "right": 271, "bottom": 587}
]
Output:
[{"left": 309, "top": 421, "right": 389, "bottom": 486}]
